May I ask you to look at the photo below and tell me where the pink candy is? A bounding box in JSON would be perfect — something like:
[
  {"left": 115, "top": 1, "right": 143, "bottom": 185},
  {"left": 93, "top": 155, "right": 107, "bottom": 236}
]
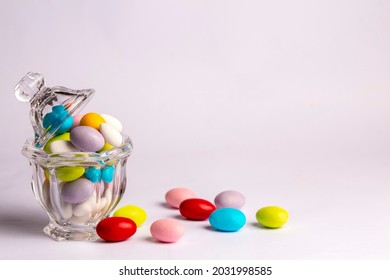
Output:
[
  {"left": 150, "top": 218, "right": 184, "bottom": 243},
  {"left": 165, "top": 187, "right": 196, "bottom": 208}
]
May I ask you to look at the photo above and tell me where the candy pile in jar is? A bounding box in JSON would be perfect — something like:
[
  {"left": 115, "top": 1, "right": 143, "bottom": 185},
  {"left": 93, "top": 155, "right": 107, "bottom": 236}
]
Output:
[{"left": 42, "top": 107, "right": 124, "bottom": 224}]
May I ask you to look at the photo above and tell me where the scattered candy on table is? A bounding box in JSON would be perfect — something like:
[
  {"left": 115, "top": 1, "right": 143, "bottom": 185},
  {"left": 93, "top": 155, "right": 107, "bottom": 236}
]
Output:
[
  {"left": 113, "top": 205, "right": 147, "bottom": 227},
  {"left": 209, "top": 208, "right": 246, "bottom": 232},
  {"left": 255, "top": 206, "right": 289, "bottom": 229},
  {"left": 165, "top": 187, "right": 196, "bottom": 208},
  {"left": 96, "top": 217, "right": 137, "bottom": 242},
  {"left": 150, "top": 218, "right": 185, "bottom": 243},
  {"left": 179, "top": 198, "right": 216, "bottom": 221},
  {"left": 214, "top": 190, "right": 246, "bottom": 209}
]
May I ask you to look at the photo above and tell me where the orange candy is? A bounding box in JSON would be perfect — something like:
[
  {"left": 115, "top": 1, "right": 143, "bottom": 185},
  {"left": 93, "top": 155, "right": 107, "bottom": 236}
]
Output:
[{"left": 79, "top": 112, "right": 105, "bottom": 130}]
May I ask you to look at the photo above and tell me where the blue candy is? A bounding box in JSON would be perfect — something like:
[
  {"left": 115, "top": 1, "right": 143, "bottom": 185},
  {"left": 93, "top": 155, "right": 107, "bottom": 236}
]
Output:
[
  {"left": 102, "top": 166, "right": 115, "bottom": 183},
  {"left": 209, "top": 208, "right": 246, "bottom": 232},
  {"left": 84, "top": 167, "right": 101, "bottom": 183},
  {"left": 43, "top": 105, "right": 73, "bottom": 134}
]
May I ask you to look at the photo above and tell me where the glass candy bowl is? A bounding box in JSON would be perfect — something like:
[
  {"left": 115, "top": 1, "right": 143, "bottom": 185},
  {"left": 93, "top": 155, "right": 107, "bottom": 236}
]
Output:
[
  {"left": 22, "top": 136, "right": 132, "bottom": 241},
  {"left": 16, "top": 72, "right": 133, "bottom": 241}
]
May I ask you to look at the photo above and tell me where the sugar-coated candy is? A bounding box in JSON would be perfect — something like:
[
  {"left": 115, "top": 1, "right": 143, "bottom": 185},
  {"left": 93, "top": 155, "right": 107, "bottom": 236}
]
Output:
[
  {"left": 101, "top": 114, "right": 123, "bottom": 132},
  {"left": 98, "top": 142, "right": 114, "bottom": 152},
  {"left": 214, "top": 190, "right": 246, "bottom": 209},
  {"left": 209, "top": 208, "right": 246, "bottom": 232},
  {"left": 43, "top": 105, "right": 73, "bottom": 134},
  {"left": 179, "top": 198, "right": 216, "bottom": 220},
  {"left": 70, "top": 126, "right": 105, "bottom": 152},
  {"left": 96, "top": 217, "right": 137, "bottom": 242},
  {"left": 79, "top": 112, "right": 106, "bottom": 130},
  {"left": 56, "top": 166, "right": 85, "bottom": 182},
  {"left": 256, "top": 206, "right": 289, "bottom": 228},
  {"left": 100, "top": 123, "right": 123, "bottom": 147},
  {"left": 43, "top": 132, "right": 70, "bottom": 154},
  {"left": 150, "top": 218, "right": 184, "bottom": 243},
  {"left": 50, "top": 140, "right": 80, "bottom": 153},
  {"left": 61, "top": 178, "right": 94, "bottom": 204},
  {"left": 69, "top": 212, "right": 92, "bottom": 224},
  {"left": 84, "top": 167, "right": 101, "bottom": 183},
  {"left": 71, "top": 113, "right": 83, "bottom": 129},
  {"left": 73, "top": 195, "right": 95, "bottom": 217},
  {"left": 113, "top": 205, "right": 147, "bottom": 227},
  {"left": 165, "top": 187, "right": 196, "bottom": 208},
  {"left": 102, "top": 166, "right": 115, "bottom": 183},
  {"left": 72, "top": 191, "right": 106, "bottom": 217}
]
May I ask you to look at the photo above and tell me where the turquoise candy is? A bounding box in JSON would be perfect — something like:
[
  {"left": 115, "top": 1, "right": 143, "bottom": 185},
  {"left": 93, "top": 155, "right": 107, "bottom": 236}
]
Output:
[
  {"left": 209, "top": 208, "right": 246, "bottom": 232},
  {"left": 85, "top": 167, "right": 101, "bottom": 183},
  {"left": 43, "top": 105, "right": 73, "bottom": 134},
  {"left": 102, "top": 166, "right": 115, "bottom": 183}
]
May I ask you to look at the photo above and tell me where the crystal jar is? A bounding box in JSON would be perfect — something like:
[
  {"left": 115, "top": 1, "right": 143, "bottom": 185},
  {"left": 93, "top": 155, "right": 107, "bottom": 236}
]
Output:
[{"left": 15, "top": 72, "right": 133, "bottom": 241}]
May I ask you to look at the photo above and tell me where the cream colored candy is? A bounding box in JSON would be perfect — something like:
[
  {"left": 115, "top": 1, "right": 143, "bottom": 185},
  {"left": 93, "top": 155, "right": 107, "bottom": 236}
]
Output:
[
  {"left": 99, "top": 123, "right": 123, "bottom": 147},
  {"left": 61, "top": 202, "right": 73, "bottom": 220},
  {"left": 101, "top": 114, "right": 123, "bottom": 132},
  {"left": 50, "top": 140, "right": 80, "bottom": 153},
  {"left": 69, "top": 213, "right": 92, "bottom": 224},
  {"left": 73, "top": 191, "right": 98, "bottom": 217}
]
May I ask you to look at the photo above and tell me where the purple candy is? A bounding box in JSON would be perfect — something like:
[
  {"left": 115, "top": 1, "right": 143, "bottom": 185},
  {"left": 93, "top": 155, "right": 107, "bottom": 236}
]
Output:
[
  {"left": 61, "top": 178, "right": 94, "bottom": 204},
  {"left": 70, "top": 126, "right": 105, "bottom": 152},
  {"left": 214, "top": 190, "right": 246, "bottom": 209}
]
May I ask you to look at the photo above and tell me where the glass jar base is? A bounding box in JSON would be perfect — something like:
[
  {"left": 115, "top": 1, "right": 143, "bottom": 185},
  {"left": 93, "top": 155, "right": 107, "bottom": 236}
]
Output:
[{"left": 43, "top": 223, "right": 98, "bottom": 241}]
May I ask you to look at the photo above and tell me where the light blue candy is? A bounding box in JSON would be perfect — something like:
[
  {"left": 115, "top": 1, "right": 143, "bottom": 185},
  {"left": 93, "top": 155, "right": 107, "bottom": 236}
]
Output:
[
  {"left": 209, "top": 208, "right": 246, "bottom": 232},
  {"left": 42, "top": 105, "right": 73, "bottom": 134},
  {"left": 84, "top": 167, "right": 101, "bottom": 183},
  {"left": 102, "top": 166, "right": 115, "bottom": 183}
]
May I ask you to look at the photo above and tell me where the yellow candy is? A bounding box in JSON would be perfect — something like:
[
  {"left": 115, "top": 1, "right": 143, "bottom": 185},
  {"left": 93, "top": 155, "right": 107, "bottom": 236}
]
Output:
[
  {"left": 43, "top": 132, "right": 70, "bottom": 154},
  {"left": 98, "top": 142, "right": 114, "bottom": 153},
  {"left": 256, "top": 206, "right": 289, "bottom": 229},
  {"left": 79, "top": 112, "right": 105, "bottom": 130},
  {"left": 113, "top": 205, "right": 147, "bottom": 227},
  {"left": 56, "top": 166, "right": 85, "bottom": 182}
]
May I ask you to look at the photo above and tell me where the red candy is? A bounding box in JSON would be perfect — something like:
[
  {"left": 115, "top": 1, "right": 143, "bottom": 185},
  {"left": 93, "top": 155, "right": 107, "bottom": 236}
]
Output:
[
  {"left": 96, "top": 217, "right": 137, "bottom": 242},
  {"left": 179, "top": 198, "right": 216, "bottom": 220}
]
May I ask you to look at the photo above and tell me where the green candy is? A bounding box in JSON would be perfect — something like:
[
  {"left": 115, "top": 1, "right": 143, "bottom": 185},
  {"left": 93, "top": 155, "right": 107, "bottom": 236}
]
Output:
[
  {"left": 56, "top": 166, "right": 85, "bottom": 182},
  {"left": 43, "top": 132, "right": 70, "bottom": 154},
  {"left": 256, "top": 206, "right": 289, "bottom": 229}
]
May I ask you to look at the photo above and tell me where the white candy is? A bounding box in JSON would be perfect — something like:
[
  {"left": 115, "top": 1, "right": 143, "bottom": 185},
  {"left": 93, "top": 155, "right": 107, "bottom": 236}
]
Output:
[
  {"left": 101, "top": 114, "right": 123, "bottom": 132},
  {"left": 62, "top": 202, "right": 73, "bottom": 219},
  {"left": 99, "top": 123, "right": 123, "bottom": 147},
  {"left": 72, "top": 191, "right": 97, "bottom": 217},
  {"left": 91, "top": 197, "right": 107, "bottom": 216},
  {"left": 69, "top": 213, "right": 92, "bottom": 224},
  {"left": 101, "top": 189, "right": 112, "bottom": 213},
  {"left": 50, "top": 140, "right": 80, "bottom": 153},
  {"left": 73, "top": 201, "right": 93, "bottom": 217}
]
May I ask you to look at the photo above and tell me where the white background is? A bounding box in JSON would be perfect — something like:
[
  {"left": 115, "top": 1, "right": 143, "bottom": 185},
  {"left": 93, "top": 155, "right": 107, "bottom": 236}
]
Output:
[{"left": 0, "top": 0, "right": 389, "bottom": 259}]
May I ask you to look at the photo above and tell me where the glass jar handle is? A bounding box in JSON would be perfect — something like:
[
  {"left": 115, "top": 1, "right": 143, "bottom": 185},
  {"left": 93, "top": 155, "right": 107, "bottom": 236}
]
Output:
[{"left": 15, "top": 72, "right": 45, "bottom": 102}]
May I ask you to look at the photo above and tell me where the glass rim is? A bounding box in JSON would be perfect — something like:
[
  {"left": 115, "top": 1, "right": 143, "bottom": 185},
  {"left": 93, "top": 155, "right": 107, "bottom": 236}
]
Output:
[{"left": 22, "top": 134, "right": 133, "bottom": 167}]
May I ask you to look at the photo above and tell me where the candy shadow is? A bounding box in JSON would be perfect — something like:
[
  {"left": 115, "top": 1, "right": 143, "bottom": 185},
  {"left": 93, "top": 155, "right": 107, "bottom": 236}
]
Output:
[
  {"left": 170, "top": 214, "right": 188, "bottom": 221},
  {"left": 250, "top": 222, "right": 277, "bottom": 230},
  {"left": 204, "top": 225, "right": 217, "bottom": 231},
  {"left": 144, "top": 236, "right": 166, "bottom": 244},
  {"left": 158, "top": 202, "right": 177, "bottom": 210}
]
